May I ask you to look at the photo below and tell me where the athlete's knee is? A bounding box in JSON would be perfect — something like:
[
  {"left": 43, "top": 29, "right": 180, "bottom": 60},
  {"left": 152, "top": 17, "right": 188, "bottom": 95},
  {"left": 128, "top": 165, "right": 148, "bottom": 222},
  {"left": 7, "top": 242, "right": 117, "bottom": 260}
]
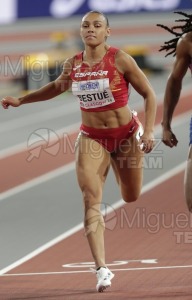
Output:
[
  {"left": 186, "top": 203, "right": 192, "bottom": 213},
  {"left": 185, "top": 195, "right": 192, "bottom": 213},
  {"left": 80, "top": 184, "right": 103, "bottom": 220},
  {"left": 81, "top": 185, "right": 102, "bottom": 205},
  {"left": 122, "top": 191, "right": 140, "bottom": 203}
]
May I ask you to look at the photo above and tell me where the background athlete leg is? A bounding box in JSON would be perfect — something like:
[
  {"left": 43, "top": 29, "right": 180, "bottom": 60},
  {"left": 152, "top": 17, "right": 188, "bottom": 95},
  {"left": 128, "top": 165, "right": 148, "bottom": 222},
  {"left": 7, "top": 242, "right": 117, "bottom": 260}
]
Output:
[{"left": 184, "top": 145, "right": 192, "bottom": 212}]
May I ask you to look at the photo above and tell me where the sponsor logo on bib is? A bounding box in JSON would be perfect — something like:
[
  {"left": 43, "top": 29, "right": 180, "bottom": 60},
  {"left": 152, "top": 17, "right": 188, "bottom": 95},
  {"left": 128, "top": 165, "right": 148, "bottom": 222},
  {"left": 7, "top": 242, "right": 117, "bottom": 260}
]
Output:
[{"left": 72, "top": 78, "right": 115, "bottom": 109}]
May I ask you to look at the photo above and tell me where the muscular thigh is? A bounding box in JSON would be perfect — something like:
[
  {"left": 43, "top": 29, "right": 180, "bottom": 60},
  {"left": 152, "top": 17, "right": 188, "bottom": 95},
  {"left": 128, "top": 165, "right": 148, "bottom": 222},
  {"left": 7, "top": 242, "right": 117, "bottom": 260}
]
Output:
[
  {"left": 111, "top": 133, "right": 144, "bottom": 187},
  {"left": 75, "top": 133, "right": 110, "bottom": 195}
]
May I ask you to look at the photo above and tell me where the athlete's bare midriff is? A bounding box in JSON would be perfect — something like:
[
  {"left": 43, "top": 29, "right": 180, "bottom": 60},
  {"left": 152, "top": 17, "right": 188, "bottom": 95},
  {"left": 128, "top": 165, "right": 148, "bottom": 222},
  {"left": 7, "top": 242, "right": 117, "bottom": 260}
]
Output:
[{"left": 81, "top": 105, "right": 132, "bottom": 128}]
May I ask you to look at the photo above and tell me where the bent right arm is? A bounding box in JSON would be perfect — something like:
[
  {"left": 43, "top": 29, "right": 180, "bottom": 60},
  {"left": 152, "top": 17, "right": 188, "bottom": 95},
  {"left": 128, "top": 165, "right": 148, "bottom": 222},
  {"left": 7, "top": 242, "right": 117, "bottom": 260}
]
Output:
[
  {"left": 161, "top": 35, "right": 191, "bottom": 147},
  {"left": 1, "top": 57, "right": 73, "bottom": 109}
]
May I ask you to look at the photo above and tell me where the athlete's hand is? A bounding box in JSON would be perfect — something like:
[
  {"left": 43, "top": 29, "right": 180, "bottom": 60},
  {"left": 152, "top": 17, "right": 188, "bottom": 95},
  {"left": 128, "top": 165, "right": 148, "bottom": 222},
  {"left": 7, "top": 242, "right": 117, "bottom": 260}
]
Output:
[
  {"left": 140, "top": 131, "right": 155, "bottom": 153},
  {"left": 162, "top": 128, "right": 178, "bottom": 148},
  {"left": 1, "top": 96, "right": 21, "bottom": 109}
]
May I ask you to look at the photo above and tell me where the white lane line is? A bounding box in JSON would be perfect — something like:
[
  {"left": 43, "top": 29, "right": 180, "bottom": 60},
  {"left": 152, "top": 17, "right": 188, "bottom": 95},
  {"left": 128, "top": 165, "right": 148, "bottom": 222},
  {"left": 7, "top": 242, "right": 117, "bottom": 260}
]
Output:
[
  {"left": 0, "top": 108, "right": 190, "bottom": 274},
  {"left": 0, "top": 122, "right": 80, "bottom": 158},
  {"left": 1, "top": 264, "right": 192, "bottom": 276},
  {"left": 0, "top": 161, "right": 185, "bottom": 275},
  {"left": 0, "top": 222, "right": 83, "bottom": 276},
  {"left": 111, "top": 161, "right": 186, "bottom": 212},
  {"left": 0, "top": 107, "right": 191, "bottom": 160},
  {"left": 0, "top": 162, "right": 75, "bottom": 202},
  {"left": 0, "top": 110, "right": 190, "bottom": 202},
  {"left": 0, "top": 97, "right": 78, "bottom": 134},
  {"left": 0, "top": 83, "right": 191, "bottom": 156}
]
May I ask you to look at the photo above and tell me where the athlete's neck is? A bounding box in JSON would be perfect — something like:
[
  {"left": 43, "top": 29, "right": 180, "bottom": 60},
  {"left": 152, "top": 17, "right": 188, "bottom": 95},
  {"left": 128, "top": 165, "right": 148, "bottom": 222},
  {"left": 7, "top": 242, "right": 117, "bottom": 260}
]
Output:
[{"left": 83, "top": 44, "right": 109, "bottom": 64}]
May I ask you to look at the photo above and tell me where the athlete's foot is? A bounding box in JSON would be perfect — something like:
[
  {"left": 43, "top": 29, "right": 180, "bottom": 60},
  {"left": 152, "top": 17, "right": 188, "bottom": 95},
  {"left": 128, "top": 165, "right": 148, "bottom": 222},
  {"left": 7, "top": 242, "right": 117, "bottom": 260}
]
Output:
[{"left": 92, "top": 267, "right": 115, "bottom": 292}]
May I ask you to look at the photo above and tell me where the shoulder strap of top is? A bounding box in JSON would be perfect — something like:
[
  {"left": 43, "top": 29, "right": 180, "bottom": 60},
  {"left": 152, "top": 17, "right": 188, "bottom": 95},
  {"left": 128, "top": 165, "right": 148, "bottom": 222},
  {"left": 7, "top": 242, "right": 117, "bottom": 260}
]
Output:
[
  {"left": 72, "top": 51, "right": 83, "bottom": 67},
  {"left": 75, "top": 51, "right": 83, "bottom": 60},
  {"left": 107, "top": 46, "right": 120, "bottom": 55}
]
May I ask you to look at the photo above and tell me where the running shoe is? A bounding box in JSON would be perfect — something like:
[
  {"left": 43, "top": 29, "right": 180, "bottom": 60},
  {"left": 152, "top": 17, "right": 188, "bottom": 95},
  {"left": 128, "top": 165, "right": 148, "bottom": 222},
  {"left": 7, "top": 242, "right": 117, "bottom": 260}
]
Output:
[{"left": 92, "top": 267, "right": 115, "bottom": 292}]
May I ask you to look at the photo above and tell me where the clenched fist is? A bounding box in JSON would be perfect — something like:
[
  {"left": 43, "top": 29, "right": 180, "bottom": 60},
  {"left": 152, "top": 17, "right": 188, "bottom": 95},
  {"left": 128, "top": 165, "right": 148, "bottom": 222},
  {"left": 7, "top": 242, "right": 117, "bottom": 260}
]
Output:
[{"left": 1, "top": 96, "right": 21, "bottom": 109}]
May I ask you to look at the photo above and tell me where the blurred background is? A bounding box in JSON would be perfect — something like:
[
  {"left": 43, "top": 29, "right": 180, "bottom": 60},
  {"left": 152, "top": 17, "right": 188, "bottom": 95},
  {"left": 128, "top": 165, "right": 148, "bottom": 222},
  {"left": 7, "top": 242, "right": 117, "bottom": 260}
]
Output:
[{"left": 0, "top": 0, "right": 192, "bottom": 96}]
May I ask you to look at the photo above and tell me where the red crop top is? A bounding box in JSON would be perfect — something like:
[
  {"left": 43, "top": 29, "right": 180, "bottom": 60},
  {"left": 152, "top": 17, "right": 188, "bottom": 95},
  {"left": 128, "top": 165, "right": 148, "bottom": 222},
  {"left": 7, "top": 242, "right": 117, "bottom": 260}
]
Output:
[{"left": 70, "top": 46, "right": 130, "bottom": 112}]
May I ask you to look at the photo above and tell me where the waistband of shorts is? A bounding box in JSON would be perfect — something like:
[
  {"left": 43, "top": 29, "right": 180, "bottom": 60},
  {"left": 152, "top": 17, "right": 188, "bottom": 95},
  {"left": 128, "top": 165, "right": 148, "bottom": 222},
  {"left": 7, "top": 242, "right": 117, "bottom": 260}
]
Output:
[{"left": 80, "top": 115, "right": 139, "bottom": 138}]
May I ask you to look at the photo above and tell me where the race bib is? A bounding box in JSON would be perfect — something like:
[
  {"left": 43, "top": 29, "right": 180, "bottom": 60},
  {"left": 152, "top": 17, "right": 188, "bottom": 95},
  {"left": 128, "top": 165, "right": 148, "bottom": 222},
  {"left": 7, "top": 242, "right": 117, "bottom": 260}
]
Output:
[{"left": 72, "top": 78, "right": 115, "bottom": 109}]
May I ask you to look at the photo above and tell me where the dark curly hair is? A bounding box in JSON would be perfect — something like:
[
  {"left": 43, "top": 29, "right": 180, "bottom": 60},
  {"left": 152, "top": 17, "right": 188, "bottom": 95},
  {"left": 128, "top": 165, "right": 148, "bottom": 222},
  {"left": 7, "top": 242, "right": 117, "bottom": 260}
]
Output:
[{"left": 157, "top": 11, "right": 192, "bottom": 57}]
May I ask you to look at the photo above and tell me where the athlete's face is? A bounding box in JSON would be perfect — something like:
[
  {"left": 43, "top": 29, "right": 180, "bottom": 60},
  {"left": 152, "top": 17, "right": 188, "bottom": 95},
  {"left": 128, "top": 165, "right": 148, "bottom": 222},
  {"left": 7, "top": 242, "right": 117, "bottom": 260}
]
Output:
[{"left": 80, "top": 13, "right": 110, "bottom": 46}]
